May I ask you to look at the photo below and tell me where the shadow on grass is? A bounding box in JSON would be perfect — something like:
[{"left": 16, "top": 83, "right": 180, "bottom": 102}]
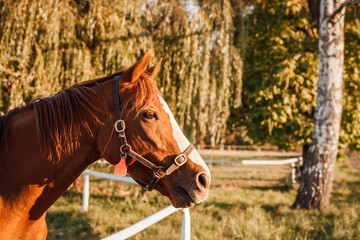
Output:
[
  {"left": 202, "top": 200, "right": 242, "bottom": 210},
  {"left": 46, "top": 190, "right": 135, "bottom": 240},
  {"left": 261, "top": 204, "right": 281, "bottom": 213},
  {"left": 46, "top": 210, "right": 99, "bottom": 240},
  {"left": 331, "top": 180, "right": 360, "bottom": 206},
  {"left": 246, "top": 185, "right": 291, "bottom": 192},
  {"left": 345, "top": 180, "right": 360, "bottom": 190}
]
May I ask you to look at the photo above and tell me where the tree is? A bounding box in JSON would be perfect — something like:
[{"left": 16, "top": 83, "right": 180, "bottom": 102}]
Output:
[
  {"left": 240, "top": 0, "right": 319, "bottom": 150},
  {"left": 293, "top": 0, "right": 360, "bottom": 210}
]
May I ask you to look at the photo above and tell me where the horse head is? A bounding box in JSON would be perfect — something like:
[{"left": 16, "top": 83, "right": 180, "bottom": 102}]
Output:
[{"left": 97, "top": 51, "right": 210, "bottom": 208}]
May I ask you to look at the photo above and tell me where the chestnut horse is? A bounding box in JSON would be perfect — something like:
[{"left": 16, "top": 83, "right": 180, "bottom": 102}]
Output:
[{"left": 0, "top": 51, "right": 210, "bottom": 239}]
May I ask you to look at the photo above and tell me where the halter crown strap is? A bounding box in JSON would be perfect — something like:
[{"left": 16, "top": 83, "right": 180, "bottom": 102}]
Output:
[{"left": 113, "top": 75, "right": 122, "bottom": 120}]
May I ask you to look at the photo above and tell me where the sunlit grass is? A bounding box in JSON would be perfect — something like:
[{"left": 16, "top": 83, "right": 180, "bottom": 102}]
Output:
[{"left": 46, "top": 155, "right": 360, "bottom": 240}]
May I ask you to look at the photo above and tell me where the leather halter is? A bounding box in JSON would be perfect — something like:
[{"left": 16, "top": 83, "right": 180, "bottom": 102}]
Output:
[{"left": 112, "top": 75, "right": 195, "bottom": 191}]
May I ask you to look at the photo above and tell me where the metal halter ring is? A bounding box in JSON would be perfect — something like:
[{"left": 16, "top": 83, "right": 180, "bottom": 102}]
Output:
[
  {"left": 114, "top": 120, "right": 126, "bottom": 133},
  {"left": 174, "top": 154, "right": 187, "bottom": 166}
]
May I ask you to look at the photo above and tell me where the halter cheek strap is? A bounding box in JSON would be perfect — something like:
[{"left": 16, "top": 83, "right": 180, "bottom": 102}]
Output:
[{"left": 112, "top": 75, "right": 195, "bottom": 191}]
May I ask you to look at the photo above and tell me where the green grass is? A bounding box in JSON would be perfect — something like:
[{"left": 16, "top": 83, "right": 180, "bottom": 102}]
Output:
[{"left": 46, "top": 156, "right": 360, "bottom": 240}]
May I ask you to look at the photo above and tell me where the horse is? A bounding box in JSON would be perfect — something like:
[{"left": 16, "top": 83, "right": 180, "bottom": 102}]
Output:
[{"left": 0, "top": 51, "right": 210, "bottom": 239}]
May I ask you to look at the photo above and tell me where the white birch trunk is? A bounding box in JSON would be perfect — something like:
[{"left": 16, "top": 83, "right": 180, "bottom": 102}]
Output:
[{"left": 293, "top": 0, "right": 345, "bottom": 210}]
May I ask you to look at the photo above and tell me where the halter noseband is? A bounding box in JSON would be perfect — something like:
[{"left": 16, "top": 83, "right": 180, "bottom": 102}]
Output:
[{"left": 112, "top": 75, "right": 195, "bottom": 191}]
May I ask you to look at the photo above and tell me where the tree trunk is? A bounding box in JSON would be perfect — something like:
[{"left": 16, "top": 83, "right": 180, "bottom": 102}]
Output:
[
  {"left": 307, "top": 0, "right": 321, "bottom": 23},
  {"left": 293, "top": 0, "right": 345, "bottom": 210}
]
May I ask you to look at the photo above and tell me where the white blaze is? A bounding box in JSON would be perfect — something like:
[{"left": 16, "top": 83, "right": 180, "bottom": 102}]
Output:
[{"left": 158, "top": 95, "right": 211, "bottom": 178}]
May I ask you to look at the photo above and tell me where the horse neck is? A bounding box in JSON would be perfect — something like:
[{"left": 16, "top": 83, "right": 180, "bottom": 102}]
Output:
[{"left": 0, "top": 104, "right": 101, "bottom": 222}]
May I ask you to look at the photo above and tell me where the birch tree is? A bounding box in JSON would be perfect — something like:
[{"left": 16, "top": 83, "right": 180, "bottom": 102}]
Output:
[{"left": 293, "top": 0, "right": 360, "bottom": 210}]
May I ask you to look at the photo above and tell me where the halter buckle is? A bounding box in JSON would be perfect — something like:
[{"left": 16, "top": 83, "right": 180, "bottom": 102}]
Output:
[
  {"left": 174, "top": 154, "right": 187, "bottom": 166},
  {"left": 154, "top": 168, "right": 166, "bottom": 178},
  {"left": 114, "top": 120, "right": 126, "bottom": 133}
]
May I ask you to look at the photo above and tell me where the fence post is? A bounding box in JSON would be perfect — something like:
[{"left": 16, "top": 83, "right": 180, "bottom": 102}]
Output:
[
  {"left": 83, "top": 173, "right": 89, "bottom": 212},
  {"left": 181, "top": 208, "right": 191, "bottom": 240},
  {"left": 290, "top": 162, "right": 296, "bottom": 184},
  {"left": 299, "top": 156, "right": 304, "bottom": 166}
]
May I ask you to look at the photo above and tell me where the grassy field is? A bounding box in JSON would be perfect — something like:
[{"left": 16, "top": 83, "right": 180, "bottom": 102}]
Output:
[{"left": 46, "top": 152, "right": 360, "bottom": 240}]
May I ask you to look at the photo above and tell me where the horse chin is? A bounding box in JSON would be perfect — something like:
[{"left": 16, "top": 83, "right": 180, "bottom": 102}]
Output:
[
  {"left": 168, "top": 186, "right": 197, "bottom": 208},
  {"left": 155, "top": 184, "right": 195, "bottom": 208},
  {"left": 169, "top": 196, "right": 195, "bottom": 208}
]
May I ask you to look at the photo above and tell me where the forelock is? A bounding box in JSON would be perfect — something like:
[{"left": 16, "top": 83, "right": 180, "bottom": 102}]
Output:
[{"left": 120, "top": 73, "right": 160, "bottom": 118}]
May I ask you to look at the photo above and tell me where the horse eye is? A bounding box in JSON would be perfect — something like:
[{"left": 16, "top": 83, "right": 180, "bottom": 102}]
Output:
[{"left": 143, "top": 111, "right": 157, "bottom": 119}]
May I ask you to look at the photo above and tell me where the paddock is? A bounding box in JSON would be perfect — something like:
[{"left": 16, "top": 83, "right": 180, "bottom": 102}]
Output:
[
  {"left": 44, "top": 150, "right": 360, "bottom": 239},
  {"left": 74, "top": 153, "right": 302, "bottom": 239}
]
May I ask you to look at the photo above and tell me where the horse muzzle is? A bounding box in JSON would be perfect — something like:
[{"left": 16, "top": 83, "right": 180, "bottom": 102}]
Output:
[{"left": 171, "top": 171, "right": 210, "bottom": 208}]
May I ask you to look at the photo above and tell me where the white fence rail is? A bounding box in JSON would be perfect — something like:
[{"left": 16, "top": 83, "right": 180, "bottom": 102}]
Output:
[
  {"left": 103, "top": 206, "right": 190, "bottom": 240},
  {"left": 205, "top": 157, "right": 302, "bottom": 184},
  {"left": 81, "top": 170, "right": 190, "bottom": 240}
]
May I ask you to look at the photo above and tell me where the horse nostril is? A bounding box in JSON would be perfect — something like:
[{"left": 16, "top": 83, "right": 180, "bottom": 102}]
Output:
[{"left": 197, "top": 173, "right": 208, "bottom": 189}]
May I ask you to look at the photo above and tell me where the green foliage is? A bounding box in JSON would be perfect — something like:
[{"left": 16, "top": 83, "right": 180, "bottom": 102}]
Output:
[
  {"left": 239, "top": 0, "right": 360, "bottom": 153},
  {"left": 1, "top": 0, "right": 360, "bottom": 151},
  {"left": 240, "top": 0, "right": 318, "bottom": 150},
  {"left": 341, "top": 19, "right": 360, "bottom": 152},
  {"left": 0, "top": 0, "right": 244, "bottom": 146}
]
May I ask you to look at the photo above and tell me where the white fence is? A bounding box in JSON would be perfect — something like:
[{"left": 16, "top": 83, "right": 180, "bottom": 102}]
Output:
[
  {"left": 205, "top": 157, "right": 303, "bottom": 184},
  {"left": 81, "top": 170, "right": 190, "bottom": 240},
  {"left": 81, "top": 157, "right": 302, "bottom": 239}
]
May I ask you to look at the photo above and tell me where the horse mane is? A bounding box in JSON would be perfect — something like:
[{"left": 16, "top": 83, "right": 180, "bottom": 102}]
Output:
[
  {"left": 34, "top": 85, "right": 105, "bottom": 162},
  {"left": 0, "top": 69, "right": 160, "bottom": 165},
  {"left": 0, "top": 115, "right": 8, "bottom": 171}
]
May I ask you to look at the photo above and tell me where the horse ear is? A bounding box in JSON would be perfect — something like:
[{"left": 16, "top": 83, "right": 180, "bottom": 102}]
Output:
[
  {"left": 131, "top": 50, "right": 151, "bottom": 82},
  {"left": 121, "top": 50, "right": 152, "bottom": 83},
  {"left": 146, "top": 58, "right": 162, "bottom": 79}
]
